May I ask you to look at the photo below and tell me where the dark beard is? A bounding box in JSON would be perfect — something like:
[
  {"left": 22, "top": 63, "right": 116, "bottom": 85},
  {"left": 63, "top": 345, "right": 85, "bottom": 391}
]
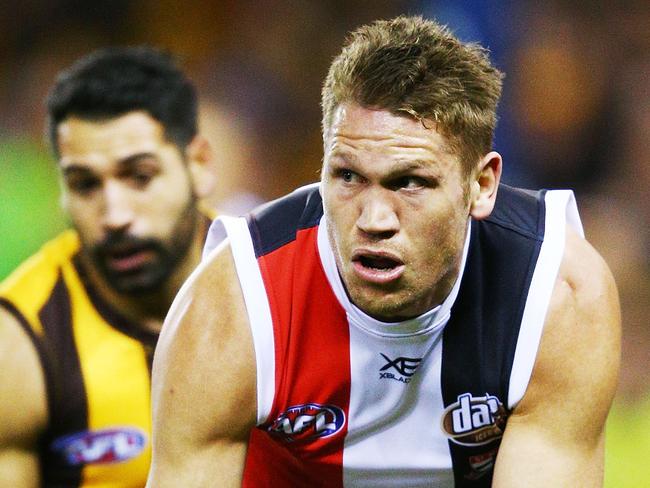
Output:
[{"left": 90, "top": 199, "right": 198, "bottom": 295}]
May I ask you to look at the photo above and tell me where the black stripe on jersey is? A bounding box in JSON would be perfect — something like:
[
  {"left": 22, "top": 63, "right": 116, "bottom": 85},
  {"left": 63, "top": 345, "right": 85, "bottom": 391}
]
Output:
[
  {"left": 441, "top": 185, "right": 545, "bottom": 487},
  {"left": 0, "top": 297, "right": 59, "bottom": 439},
  {"left": 247, "top": 184, "right": 323, "bottom": 258},
  {"left": 38, "top": 272, "right": 87, "bottom": 487},
  {"left": 143, "top": 343, "right": 156, "bottom": 376}
]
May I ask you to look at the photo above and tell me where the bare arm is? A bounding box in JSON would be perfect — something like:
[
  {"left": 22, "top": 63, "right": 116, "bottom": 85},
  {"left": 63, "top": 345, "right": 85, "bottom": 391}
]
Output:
[
  {"left": 493, "top": 227, "right": 621, "bottom": 487},
  {"left": 146, "top": 242, "right": 257, "bottom": 487},
  {"left": 0, "top": 306, "right": 48, "bottom": 487}
]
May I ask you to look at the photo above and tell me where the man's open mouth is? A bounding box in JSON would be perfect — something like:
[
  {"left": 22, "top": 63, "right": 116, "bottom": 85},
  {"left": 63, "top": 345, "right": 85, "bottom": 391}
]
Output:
[
  {"left": 103, "top": 245, "right": 155, "bottom": 273},
  {"left": 351, "top": 251, "right": 405, "bottom": 284}
]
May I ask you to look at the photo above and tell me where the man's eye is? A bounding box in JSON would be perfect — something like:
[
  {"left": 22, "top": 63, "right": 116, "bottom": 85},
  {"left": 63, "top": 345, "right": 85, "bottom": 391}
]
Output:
[
  {"left": 68, "top": 177, "right": 100, "bottom": 194},
  {"left": 132, "top": 172, "right": 152, "bottom": 186},
  {"left": 392, "top": 176, "right": 427, "bottom": 191},
  {"left": 337, "top": 169, "right": 359, "bottom": 183}
]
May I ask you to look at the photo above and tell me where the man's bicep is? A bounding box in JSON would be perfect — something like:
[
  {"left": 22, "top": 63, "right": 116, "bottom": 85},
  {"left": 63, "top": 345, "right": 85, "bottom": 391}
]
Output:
[
  {"left": 494, "top": 230, "right": 620, "bottom": 487},
  {"left": 493, "top": 412, "right": 605, "bottom": 487},
  {"left": 147, "top": 243, "right": 257, "bottom": 487},
  {"left": 0, "top": 306, "right": 47, "bottom": 487}
]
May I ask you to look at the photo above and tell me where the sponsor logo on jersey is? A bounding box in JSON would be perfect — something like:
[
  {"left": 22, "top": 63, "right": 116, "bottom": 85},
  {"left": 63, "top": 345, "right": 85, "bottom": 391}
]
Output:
[
  {"left": 268, "top": 403, "right": 345, "bottom": 442},
  {"left": 440, "top": 393, "right": 508, "bottom": 446},
  {"left": 50, "top": 427, "right": 147, "bottom": 465},
  {"left": 379, "top": 353, "right": 422, "bottom": 383}
]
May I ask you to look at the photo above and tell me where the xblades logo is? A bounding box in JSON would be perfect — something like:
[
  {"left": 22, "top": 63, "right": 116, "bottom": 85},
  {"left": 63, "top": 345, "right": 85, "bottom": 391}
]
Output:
[{"left": 379, "top": 353, "right": 422, "bottom": 383}]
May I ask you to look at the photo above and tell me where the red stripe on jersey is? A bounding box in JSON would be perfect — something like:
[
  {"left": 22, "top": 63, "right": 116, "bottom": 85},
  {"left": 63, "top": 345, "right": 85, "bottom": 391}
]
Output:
[{"left": 243, "top": 226, "right": 351, "bottom": 487}]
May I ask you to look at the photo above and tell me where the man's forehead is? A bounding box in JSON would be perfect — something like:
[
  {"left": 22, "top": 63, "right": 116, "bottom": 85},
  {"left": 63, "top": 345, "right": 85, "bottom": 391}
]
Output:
[
  {"left": 57, "top": 111, "right": 168, "bottom": 167},
  {"left": 326, "top": 103, "right": 458, "bottom": 161},
  {"left": 331, "top": 103, "right": 423, "bottom": 128}
]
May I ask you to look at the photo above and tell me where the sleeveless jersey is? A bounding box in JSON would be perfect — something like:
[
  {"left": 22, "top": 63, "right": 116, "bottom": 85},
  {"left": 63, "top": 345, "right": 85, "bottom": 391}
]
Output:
[
  {"left": 0, "top": 230, "right": 156, "bottom": 487},
  {"left": 204, "top": 183, "right": 582, "bottom": 487}
]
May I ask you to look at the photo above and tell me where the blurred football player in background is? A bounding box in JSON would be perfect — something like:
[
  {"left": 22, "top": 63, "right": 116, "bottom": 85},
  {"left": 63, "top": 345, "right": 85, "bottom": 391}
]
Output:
[{"left": 0, "top": 46, "right": 216, "bottom": 486}]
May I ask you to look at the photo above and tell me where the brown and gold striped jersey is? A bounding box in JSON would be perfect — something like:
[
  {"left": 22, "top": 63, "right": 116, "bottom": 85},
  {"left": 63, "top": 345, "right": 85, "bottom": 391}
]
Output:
[{"left": 1, "top": 230, "right": 157, "bottom": 487}]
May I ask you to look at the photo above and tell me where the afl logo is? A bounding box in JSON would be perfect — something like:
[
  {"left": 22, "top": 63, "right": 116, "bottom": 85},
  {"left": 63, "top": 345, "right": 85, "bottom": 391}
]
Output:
[
  {"left": 441, "top": 393, "right": 509, "bottom": 446},
  {"left": 50, "top": 427, "right": 147, "bottom": 465},
  {"left": 268, "top": 403, "right": 346, "bottom": 442}
]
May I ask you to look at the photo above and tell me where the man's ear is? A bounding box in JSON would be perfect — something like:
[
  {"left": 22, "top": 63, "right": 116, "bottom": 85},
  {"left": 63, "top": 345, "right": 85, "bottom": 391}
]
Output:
[
  {"left": 469, "top": 151, "right": 502, "bottom": 220},
  {"left": 186, "top": 135, "right": 217, "bottom": 199}
]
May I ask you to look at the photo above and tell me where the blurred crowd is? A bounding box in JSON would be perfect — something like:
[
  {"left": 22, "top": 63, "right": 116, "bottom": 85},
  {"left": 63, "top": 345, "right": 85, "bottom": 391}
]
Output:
[{"left": 1, "top": 1, "right": 648, "bottom": 485}]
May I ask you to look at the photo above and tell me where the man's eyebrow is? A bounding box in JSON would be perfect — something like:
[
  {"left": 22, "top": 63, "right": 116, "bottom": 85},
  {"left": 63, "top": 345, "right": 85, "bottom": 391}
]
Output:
[
  {"left": 390, "top": 159, "right": 432, "bottom": 171},
  {"left": 61, "top": 152, "right": 160, "bottom": 177},
  {"left": 116, "top": 152, "right": 159, "bottom": 168},
  {"left": 62, "top": 164, "right": 93, "bottom": 176},
  {"left": 327, "top": 150, "right": 357, "bottom": 163},
  {"left": 330, "top": 153, "right": 435, "bottom": 173}
]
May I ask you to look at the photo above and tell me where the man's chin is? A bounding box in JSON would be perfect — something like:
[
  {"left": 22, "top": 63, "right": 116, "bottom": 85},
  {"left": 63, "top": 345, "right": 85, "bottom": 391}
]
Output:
[
  {"left": 110, "top": 280, "right": 162, "bottom": 295},
  {"left": 101, "top": 266, "right": 169, "bottom": 295},
  {"left": 349, "top": 292, "right": 414, "bottom": 322}
]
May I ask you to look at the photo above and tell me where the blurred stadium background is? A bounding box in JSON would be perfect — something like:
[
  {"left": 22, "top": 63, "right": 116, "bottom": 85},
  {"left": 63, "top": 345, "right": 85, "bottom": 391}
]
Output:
[{"left": 1, "top": 1, "right": 648, "bottom": 485}]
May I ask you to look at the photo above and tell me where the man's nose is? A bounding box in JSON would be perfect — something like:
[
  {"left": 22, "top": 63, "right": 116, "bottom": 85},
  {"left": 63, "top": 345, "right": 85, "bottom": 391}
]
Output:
[
  {"left": 101, "top": 181, "right": 134, "bottom": 232},
  {"left": 356, "top": 189, "right": 399, "bottom": 238}
]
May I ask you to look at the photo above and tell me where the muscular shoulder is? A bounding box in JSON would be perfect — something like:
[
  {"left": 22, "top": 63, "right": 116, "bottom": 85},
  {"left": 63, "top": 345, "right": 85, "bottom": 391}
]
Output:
[
  {"left": 549, "top": 227, "right": 621, "bottom": 374},
  {"left": 513, "top": 226, "right": 621, "bottom": 433},
  {"left": 156, "top": 240, "right": 248, "bottom": 357},
  {"left": 557, "top": 227, "right": 619, "bottom": 314},
  {"left": 152, "top": 241, "right": 256, "bottom": 442},
  {"left": 493, "top": 227, "right": 620, "bottom": 488},
  {"left": 0, "top": 305, "right": 48, "bottom": 447}
]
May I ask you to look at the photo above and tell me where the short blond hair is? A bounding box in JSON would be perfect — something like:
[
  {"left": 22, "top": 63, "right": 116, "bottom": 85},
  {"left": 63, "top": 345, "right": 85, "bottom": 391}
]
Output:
[{"left": 321, "top": 16, "right": 503, "bottom": 173}]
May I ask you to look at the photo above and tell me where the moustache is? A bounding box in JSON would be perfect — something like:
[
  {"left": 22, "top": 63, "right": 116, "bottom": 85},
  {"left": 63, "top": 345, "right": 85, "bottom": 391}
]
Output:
[{"left": 93, "top": 233, "right": 162, "bottom": 260}]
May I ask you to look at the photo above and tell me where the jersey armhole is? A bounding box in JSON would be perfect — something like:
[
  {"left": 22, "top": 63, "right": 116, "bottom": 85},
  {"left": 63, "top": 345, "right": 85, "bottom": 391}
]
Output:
[
  {"left": 507, "top": 190, "right": 583, "bottom": 409},
  {"left": 206, "top": 217, "right": 276, "bottom": 425}
]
